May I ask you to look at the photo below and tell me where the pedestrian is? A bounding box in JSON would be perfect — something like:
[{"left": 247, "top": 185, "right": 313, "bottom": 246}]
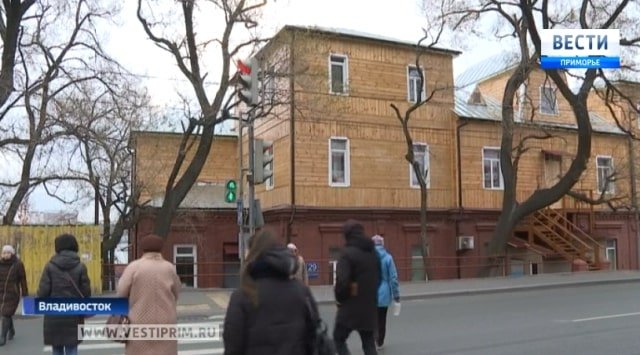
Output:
[
  {"left": 224, "top": 229, "right": 319, "bottom": 355},
  {"left": 371, "top": 235, "right": 400, "bottom": 350},
  {"left": 116, "top": 234, "right": 181, "bottom": 355},
  {"left": 37, "top": 233, "right": 92, "bottom": 355},
  {"left": 0, "top": 244, "right": 28, "bottom": 345},
  {"left": 333, "top": 219, "right": 381, "bottom": 355},
  {"left": 287, "top": 243, "right": 309, "bottom": 285}
]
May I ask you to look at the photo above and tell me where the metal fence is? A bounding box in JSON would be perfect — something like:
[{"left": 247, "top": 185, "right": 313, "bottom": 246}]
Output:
[{"left": 102, "top": 254, "right": 603, "bottom": 290}]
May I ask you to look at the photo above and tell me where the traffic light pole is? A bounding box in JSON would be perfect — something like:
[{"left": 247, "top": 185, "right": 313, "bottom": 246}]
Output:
[
  {"left": 237, "top": 113, "right": 245, "bottom": 265},
  {"left": 248, "top": 110, "right": 256, "bottom": 248}
]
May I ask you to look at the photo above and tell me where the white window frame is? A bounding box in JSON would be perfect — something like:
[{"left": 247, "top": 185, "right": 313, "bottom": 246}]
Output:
[
  {"left": 482, "top": 147, "right": 504, "bottom": 190},
  {"left": 409, "top": 143, "right": 430, "bottom": 188},
  {"left": 173, "top": 244, "right": 198, "bottom": 288},
  {"left": 596, "top": 155, "right": 615, "bottom": 194},
  {"left": 605, "top": 239, "right": 617, "bottom": 270},
  {"left": 407, "top": 65, "right": 426, "bottom": 103},
  {"left": 265, "top": 144, "right": 274, "bottom": 191},
  {"left": 328, "top": 54, "right": 349, "bottom": 95},
  {"left": 328, "top": 137, "right": 350, "bottom": 187},
  {"left": 539, "top": 85, "right": 559, "bottom": 115}
]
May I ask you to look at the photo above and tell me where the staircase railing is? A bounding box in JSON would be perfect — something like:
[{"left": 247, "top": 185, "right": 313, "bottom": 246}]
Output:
[{"left": 532, "top": 209, "right": 599, "bottom": 265}]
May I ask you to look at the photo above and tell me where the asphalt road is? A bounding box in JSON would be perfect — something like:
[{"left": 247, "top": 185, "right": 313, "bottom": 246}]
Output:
[{"left": 6, "top": 282, "right": 640, "bottom": 354}]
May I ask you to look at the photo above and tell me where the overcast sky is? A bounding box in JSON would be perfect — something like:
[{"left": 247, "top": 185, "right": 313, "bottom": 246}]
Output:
[{"left": 22, "top": 0, "right": 503, "bottom": 222}]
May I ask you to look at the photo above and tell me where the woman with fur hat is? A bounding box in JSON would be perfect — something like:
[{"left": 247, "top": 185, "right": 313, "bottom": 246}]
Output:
[
  {"left": 116, "top": 234, "right": 181, "bottom": 355},
  {"left": 0, "top": 244, "right": 28, "bottom": 346},
  {"left": 38, "top": 233, "right": 91, "bottom": 355}
]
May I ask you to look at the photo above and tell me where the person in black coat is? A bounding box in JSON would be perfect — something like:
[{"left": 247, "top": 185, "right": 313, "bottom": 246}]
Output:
[
  {"left": 37, "top": 234, "right": 91, "bottom": 355},
  {"left": 223, "top": 229, "right": 318, "bottom": 355},
  {"left": 333, "top": 219, "right": 381, "bottom": 355},
  {"left": 0, "top": 245, "right": 28, "bottom": 345}
]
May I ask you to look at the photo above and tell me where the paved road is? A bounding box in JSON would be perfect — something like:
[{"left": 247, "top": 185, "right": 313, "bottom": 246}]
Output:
[{"left": 7, "top": 282, "right": 640, "bottom": 354}]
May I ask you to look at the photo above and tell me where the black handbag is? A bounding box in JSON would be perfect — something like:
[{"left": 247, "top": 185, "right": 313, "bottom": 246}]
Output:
[{"left": 306, "top": 298, "right": 337, "bottom": 355}]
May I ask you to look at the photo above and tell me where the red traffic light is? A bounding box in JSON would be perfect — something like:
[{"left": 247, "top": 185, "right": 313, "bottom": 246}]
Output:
[{"left": 237, "top": 60, "right": 251, "bottom": 75}]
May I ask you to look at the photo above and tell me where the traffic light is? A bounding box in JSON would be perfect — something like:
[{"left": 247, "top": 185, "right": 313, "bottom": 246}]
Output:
[
  {"left": 225, "top": 179, "right": 237, "bottom": 203},
  {"left": 253, "top": 139, "right": 273, "bottom": 185},
  {"left": 237, "top": 58, "right": 260, "bottom": 106}
]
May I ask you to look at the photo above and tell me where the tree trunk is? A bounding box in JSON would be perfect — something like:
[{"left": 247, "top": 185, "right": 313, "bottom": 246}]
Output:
[
  {"left": 3, "top": 144, "right": 37, "bottom": 225},
  {"left": 479, "top": 204, "right": 519, "bottom": 277},
  {"left": 153, "top": 125, "right": 215, "bottom": 238},
  {"left": 420, "top": 183, "right": 431, "bottom": 281}
]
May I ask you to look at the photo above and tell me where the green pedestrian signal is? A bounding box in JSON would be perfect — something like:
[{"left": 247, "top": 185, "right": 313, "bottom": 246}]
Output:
[{"left": 225, "top": 180, "right": 237, "bottom": 203}]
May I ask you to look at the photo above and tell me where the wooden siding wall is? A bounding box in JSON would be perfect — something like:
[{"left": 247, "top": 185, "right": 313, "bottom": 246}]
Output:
[
  {"left": 460, "top": 121, "right": 631, "bottom": 210},
  {"left": 134, "top": 133, "right": 238, "bottom": 201},
  {"left": 288, "top": 33, "right": 457, "bottom": 209}
]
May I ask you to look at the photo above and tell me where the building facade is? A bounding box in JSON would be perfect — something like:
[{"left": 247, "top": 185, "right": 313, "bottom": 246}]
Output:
[{"left": 132, "top": 26, "right": 640, "bottom": 288}]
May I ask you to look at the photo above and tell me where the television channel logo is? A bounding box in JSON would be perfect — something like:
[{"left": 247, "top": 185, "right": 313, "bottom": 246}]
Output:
[{"left": 540, "top": 29, "right": 620, "bottom": 69}]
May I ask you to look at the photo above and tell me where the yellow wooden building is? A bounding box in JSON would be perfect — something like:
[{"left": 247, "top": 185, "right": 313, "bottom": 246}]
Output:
[{"left": 131, "top": 25, "right": 640, "bottom": 285}]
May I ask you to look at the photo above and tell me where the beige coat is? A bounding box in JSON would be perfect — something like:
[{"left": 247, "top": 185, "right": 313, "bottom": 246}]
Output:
[
  {"left": 117, "top": 252, "right": 181, "bottom": 355},
  {"left": 294, "top": 255, "right": 309, "bottom": 285}
]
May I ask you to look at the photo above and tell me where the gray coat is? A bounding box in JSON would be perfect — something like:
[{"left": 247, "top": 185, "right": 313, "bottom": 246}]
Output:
[{"left": 37, "top": 250, "right": 91, "bottom": 346}]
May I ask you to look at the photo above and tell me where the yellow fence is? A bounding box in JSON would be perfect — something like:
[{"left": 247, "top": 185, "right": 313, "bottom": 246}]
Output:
[{"left": 0, "top": 225, "right": 102, "bottom": 295}]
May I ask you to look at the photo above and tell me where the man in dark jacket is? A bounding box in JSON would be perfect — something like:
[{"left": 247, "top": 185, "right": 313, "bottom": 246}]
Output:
[
  {"left": 37, "top": 234, "right": 91, "bottom": 355},
  {"left": 333, "top": 220, "right": 381, "bottom": 355}
]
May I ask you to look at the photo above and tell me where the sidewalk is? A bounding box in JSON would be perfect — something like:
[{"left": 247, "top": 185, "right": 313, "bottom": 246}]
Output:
[{"left": 176, "top": 270, "right": 640, "bottom": 318}]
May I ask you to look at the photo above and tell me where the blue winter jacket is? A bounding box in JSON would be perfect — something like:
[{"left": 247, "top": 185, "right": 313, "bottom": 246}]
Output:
[{"left": 375, "top": 245, "right": 400, "bottom": 307}]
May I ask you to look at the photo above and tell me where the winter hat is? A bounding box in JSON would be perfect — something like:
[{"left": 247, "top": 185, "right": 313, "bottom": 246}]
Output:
[
  {"left": 55, "top": 234, "right": 79, "bottom": 253},
  {"left": 372, "top": 235, "right": 384, "bottom": 246},
  {"left": 2, "top": 245, "right": 15, "bottom": 255},
  {"left": 140, "top": 234, "right": 164, "bottom": 253},
  {"left": 287, "top": 243, "right": 297, "bottom": 251},
  {"left": 343, "top": 219, "right": 365, "bottom": 240}
]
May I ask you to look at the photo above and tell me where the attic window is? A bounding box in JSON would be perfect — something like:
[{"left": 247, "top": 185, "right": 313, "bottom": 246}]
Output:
[{"left": 468, "top": 87, "right": 486, "bottom": 105}]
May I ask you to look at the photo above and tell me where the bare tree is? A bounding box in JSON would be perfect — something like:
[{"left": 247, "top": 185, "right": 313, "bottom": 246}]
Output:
[
  {"left": 0, "top": 0, "right": 36, "bottom": 107},
  {"left": 438, "top": 0, "right": 640, "bottom": 274},
  {"left": 136, "top": 0, "right": 268, "bottom": 238},
  {"left": 49, "top": 76, "right": 157, "bottom": 288},
  {"left": 389, "top": 15, "right": 451, "bottom": 280},
  {"left": 0, "top": 0, "right": 123, "bottom": 225}
]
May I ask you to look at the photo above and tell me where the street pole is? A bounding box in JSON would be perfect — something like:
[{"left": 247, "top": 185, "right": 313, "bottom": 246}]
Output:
[
  {"left": 237, "top": 114, "right": 245, "bottom": 265},
  {"left": 248, "top": 109, "right": 256, "bottom": 246}
]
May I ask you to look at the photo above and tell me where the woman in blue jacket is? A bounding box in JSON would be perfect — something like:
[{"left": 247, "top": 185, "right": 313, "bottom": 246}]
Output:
[{"left": 372, "top": 235, "right": 400, "bottom": 350}]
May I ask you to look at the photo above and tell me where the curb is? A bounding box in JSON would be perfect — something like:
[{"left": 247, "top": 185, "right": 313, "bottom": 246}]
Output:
[{"left": 314, "top": 276, "right": 640, "bottom": 305}]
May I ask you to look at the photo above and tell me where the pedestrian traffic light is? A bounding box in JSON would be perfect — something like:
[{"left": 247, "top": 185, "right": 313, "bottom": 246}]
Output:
[
  {"left": 237, "top": 58, "right": 260, "bottom": 106},
  {"left": 225, "top": 180, "right": 237, "bottom": 203},
  {"left": 252, "top": 139, "right": 273, "bottom": 185}
]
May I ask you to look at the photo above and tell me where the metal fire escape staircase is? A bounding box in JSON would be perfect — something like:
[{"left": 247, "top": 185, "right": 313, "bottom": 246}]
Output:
[{"left": 528, "top": 202, "right": 602, "bottom": 270}]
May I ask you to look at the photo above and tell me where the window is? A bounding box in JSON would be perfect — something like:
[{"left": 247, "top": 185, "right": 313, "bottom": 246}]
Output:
[
  {"left": 483, "top": 147, "right": 503, "bottom": 189},
  {"left": 411, "top": 245, "right": 425, "bottom": 281},
  {"left": 329, "top": 54, "right": 348, "bottom": 94},
  {"left": 540, "top": 86, "right": 558, "bottom": 115},
  {"left": 407, "top": 66, "right": 425, "bottom": 103},
  {"left": 410, "top": 143, "right": 430, "bottom": 188},
  {"left": 329, "top": 137, "right": 350, "bottom": 187},
  {"left": 606, "top": 239, "right": 617, "bottom": 270},
  {"left": 265, "top": 144, "right": 274, "bottom": 190},
  {"left": 596, "top": 156, "right": 615, "bottom": 194},
  {"left": 263, "top": 65, "right": 276, "bottom": 104},
  {"left": 174, "top": 244, "right": 197, "bottom": 288}
]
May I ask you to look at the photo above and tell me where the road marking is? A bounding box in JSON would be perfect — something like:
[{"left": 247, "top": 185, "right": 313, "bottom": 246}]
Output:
[
  {"left": 208, "top": 314, "right": 225, "bottom": 320},
  {"left": 207, "top": 292, "right": 230, "bottom": 310},
  {"left": 107, "top": 350, "right": 224, "bottom": 355},
  {"left": 572, "top": 311, "right": 640, "bottom": 322},
  {"left": 44, "top": 340, "right": 221, "bottom": 352}
]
